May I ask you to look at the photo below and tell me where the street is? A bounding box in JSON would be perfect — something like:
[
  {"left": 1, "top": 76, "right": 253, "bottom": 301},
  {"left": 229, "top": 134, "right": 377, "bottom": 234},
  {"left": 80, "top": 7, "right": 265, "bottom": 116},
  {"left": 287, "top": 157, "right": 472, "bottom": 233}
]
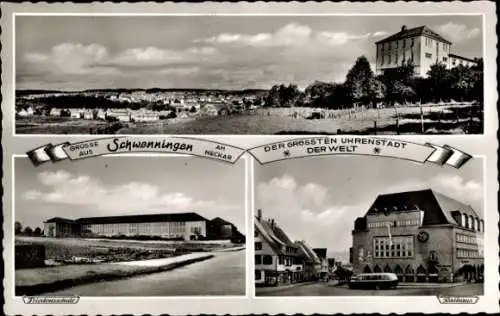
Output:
[
  {"left": 47, "top": 250, "right": 245, "bottom": 296},
  {"left": 257, "top": 282, "right": 484, "bottom": 296}
]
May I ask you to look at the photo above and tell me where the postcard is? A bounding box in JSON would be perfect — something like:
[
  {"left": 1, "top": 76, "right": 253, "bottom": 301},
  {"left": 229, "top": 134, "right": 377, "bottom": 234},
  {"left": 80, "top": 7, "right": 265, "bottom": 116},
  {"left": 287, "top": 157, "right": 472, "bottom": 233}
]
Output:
[{"left": 1, "top": 1, "right": 498, "bottom": 315}]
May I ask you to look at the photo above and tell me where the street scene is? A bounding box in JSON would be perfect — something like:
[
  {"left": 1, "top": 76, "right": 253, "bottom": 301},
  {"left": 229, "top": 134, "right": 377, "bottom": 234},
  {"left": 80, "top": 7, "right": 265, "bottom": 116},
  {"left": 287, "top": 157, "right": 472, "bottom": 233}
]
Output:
[
  {"left": 254, "top": 154, "right": 484, "bottom": 296},
  {"left": 14, "top": 156, "right": 246, "bottom": 296},
  {"left": 16, "top": 15, "right": 483, "bottom": 135}
]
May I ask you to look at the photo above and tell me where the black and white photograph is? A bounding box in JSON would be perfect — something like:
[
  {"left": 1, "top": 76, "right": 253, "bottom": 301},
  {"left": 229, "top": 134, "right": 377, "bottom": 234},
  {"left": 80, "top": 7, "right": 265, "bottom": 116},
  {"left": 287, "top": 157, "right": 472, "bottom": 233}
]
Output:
[
  {"left": 254, "top": 154, "right": 484, "bottom": 296},
  {"left": 15, "top": 15, "right": 483, "bottom": 135},
  {"left": 14, "top": 155, "right": 246, "bottom": 296}
]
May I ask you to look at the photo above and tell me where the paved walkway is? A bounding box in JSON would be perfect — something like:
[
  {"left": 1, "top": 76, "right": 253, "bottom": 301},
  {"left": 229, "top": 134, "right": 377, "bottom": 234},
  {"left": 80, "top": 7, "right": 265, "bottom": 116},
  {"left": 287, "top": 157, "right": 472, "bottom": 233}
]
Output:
[{"left": 111, "top": 253, "right": 212, "bottom": 267}]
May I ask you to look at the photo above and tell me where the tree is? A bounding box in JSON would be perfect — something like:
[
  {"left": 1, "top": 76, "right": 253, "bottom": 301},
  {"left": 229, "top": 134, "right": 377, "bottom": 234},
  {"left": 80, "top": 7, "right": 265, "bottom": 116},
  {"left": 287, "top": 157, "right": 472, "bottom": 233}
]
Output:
[
  {"left": 426, "top": 63, "right": 452, "bottom": 102},
  {"left": 344, "top": 56, "right": 375, "bottom": 106},
  {"left": 15, "top": 221, "right": 23, "bottom": 235},
  {"left": 33, "top": 227, "right": 42, "bottom": 237},
  {"left": 265, "top": 84, "right": 303, "bottom": 107},
  {"left": 23, "top": 226, "right": 33, "bottom": 236}
]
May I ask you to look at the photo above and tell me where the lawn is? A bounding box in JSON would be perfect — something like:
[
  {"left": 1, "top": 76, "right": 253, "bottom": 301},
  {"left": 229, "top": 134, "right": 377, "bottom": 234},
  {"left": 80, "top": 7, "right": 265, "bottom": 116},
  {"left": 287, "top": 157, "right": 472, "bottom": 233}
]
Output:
[
  {"left": 15, "top": 102, "right": 483, "bottom": 135},
  {"left": 15, "top": 236, "right": 238, "bottom": 264}
]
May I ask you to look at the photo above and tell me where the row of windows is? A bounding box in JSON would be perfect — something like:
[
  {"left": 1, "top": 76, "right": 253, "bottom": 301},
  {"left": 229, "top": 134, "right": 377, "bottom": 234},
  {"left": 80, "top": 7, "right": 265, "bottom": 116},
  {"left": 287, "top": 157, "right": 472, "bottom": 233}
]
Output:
[
  {"left": 83, "top": 222, "right": 189, "bottom": 235},
  {"left": 380, "top": 39, "right": 415, "bottom": 51},
  {"left": 373, "top": 236, "right": 414, "bottom": 258},
  {"left": 367, "top": 219, "right": 420, "bottom": 229},
  {"left": 380, "top": 49, "right": 414, "bottom": 66},
  {"left": 457, "top": 248, "right": 481, "bottom": 258},
  {"left": 255, "top": 255, "right": 273, "bottom": 265},
  {"left": 424, "top": 37, "right": 448, "bottom": 51},
  {"left": 456, "top": 233, "right": 479, "bottom": 245}
]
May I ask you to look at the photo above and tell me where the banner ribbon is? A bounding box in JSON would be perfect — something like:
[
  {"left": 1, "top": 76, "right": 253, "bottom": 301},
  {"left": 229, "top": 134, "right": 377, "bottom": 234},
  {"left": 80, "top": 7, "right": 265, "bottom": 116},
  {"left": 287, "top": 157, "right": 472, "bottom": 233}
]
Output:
[
  {"left": 27, "top": 136, "right": 472, "bottom": 169},
  {"left": 27, "top": 137, "right": 245, "bottom": 165},
  {"left": 247, "top": 136, "right": 472, "bottom": 168}
]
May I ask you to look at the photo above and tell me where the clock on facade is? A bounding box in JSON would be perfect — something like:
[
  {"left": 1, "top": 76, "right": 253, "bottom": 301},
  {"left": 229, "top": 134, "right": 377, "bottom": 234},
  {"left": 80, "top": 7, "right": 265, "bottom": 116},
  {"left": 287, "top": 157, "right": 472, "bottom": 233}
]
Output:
[{"left": 417, "top": 231, "right": 430, "bottom": 243}]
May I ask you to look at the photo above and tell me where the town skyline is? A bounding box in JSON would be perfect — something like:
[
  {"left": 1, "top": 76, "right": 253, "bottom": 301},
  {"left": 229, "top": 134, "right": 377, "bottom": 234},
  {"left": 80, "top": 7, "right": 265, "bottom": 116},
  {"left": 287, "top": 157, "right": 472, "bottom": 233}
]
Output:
[{"left": 16, "top": 15, "right": 482, "bottom": 91}]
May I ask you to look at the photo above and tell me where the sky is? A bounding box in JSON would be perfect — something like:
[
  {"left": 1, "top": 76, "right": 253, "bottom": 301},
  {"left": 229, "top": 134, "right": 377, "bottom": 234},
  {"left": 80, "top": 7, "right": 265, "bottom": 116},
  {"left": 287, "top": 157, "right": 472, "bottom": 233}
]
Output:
[
  {"left": 15, "top": 156, "right": 246, "bottom": 233},
  {"left": 16, "top": 15, "right": 483, "bottom": 90},
  {"left": 255, "top": 155, "right": 484, "bottom": 262}
]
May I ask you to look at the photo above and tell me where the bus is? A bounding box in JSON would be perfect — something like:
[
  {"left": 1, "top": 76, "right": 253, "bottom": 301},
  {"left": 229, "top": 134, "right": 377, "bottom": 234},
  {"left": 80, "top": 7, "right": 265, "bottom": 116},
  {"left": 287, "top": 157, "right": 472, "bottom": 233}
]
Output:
[{"left": 348, "top": 273, "right": 398, "bottom": 290}]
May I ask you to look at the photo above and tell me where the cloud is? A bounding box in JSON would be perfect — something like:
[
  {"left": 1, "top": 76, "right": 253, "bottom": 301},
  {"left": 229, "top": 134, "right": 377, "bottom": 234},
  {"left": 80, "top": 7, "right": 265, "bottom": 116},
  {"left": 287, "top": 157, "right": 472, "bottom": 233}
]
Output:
[
  {"left": 257, "top": 174, "right": 370, "bottom": 254},
  {"left": 256, "top": 170, "right": 483, "bottom": 257},
  {"left": 379, "top": 172, "right": 483, "bottom": 210},
  {"left": 316, "top": 31, "right": 371, "bottom": 45},
  {"left": 200, "top": 22, "right": 312, "bottom": 47},
  {"left": 22, "top": 43, "right": 218, "bottom": 76},
  {"left": 435, "top": 22, "right": 481, "bottom": 43},
  {"left": 23, "top": 170, "right": 224, "bottom": 214}
]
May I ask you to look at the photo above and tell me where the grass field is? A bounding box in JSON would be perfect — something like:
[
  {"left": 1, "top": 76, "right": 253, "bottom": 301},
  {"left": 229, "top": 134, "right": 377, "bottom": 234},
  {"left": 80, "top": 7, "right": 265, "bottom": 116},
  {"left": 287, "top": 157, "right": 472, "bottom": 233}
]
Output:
[
  {"left": 15, "top": 236, "right": 238, "bottom": 264},
  {"left": 15, "top": 102, "right": 482, "bottom": 135}
]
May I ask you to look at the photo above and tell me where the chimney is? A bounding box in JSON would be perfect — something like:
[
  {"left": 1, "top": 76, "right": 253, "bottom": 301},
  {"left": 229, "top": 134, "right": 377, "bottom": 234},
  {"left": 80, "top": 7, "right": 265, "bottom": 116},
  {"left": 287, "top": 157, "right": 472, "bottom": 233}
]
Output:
[
  {"left": 257, "top": 209, "right": 262, "bottom": 220},
  {"left": 401, "top": 25, "right": 407, "bottom": 32}
]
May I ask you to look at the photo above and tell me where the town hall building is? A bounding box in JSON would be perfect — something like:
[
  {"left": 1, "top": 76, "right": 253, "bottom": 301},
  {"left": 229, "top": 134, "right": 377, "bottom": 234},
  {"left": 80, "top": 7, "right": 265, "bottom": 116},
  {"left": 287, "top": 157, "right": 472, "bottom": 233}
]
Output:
[{"left": 350, "top": 189, "right": 484, "bottom": 283}]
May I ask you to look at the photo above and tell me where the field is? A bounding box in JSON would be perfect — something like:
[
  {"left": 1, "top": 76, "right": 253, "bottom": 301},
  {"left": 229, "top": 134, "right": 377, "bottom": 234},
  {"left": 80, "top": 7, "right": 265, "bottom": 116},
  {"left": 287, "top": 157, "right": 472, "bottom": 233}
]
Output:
[
  {"left": 15, "top": 102, "right": 482, "bottom": 135},
  {"left": 15, "top": 236, "right": 237, "bottom": 264}
]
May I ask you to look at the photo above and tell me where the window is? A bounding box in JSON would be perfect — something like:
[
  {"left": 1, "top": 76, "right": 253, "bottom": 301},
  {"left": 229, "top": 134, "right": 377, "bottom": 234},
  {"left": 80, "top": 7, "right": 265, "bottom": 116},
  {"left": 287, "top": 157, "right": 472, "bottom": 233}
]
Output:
[
  {"left": 373, "top": 236, "right": 414, "bottom": 258},
  {"left": 425, "top": 53, "right": 432, "bottom": 59},
  {"left": 255, "top": 270, "right": 262, "bottom": 280},
  {"left": 255, "top": 255, "right": 262, "bottom": 265},
  {"left": 255, "top": 242, "right": 262, "bottom": 250},
  {"left": 443, "top": 57, "right": 448, "bottom": 62},
  {"left": 278, "top": 256, "right": 284, "bottom": 265},
  {"left": 263, "top": 255, "right": 273, "bottom": 265}
]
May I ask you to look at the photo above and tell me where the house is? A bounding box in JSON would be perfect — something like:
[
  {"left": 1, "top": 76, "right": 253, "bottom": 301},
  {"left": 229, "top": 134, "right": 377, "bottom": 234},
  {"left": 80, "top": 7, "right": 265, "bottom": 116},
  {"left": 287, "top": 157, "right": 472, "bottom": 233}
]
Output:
[
  {"left": 296, "top": 241, "right": 322, "bottom": 281},
  {"left": 375, "top": 25, "right": 478, "bottom": 77},
  {"left": 254, "top": 209, "right": 304, "bottom": 286},
  {"left": 449, "top": 54, "right": 478, "bottom": 68},
  {"left": 83, "top": 110, "right": 95, "bottom": 120},
  {"left": 49, "top": 108, "right": 62, "bottom": 117},
  {"left": 313, "top": 248, "right": 329, "bottom": 280},
  {"left": 70, "top": 109, "right": 83, "bottom": 119},
  {"left": 131, "top": 110, "right": 160, "bottom": 122},
  {"left": 96, "top": 109, "right": 107, "bottom": 120},
  {"left": 207, "top": 217, "right": 245, "bottom": 243},
  {"left": 351, "top": 189, "right": 484, "bottom": 283}
]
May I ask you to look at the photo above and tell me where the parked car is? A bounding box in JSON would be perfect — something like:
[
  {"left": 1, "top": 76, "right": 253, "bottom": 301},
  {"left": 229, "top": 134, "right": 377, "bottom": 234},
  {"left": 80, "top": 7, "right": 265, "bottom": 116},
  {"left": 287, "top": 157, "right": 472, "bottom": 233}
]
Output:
[{"left": 348, "top": 273, "right": 398, "bottom": 290}]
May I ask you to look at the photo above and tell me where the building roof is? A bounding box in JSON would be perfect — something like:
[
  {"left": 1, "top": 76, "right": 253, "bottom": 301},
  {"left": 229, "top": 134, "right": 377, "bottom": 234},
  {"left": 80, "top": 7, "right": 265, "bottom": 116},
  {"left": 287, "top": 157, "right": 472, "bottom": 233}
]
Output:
[
  {"left": 297, "top": 241, "right": 321, "bottom": 264},
  {"left": 255, "top": 216, "right": 299, "bottom": 256},
  {"left": 76, "top": 212, "right": 208, "bottom": 225},
  {"left": 313, "top": 248, "right": 327, "bottom": 259},
  {"left": 210, "top": 217, "right": 233, "bottom": 227},
  {"left": 365, "top": 189, "right": 481, "bottom": 226},
  {"left": 448, "top": 54, "right": 478, "bottom": 63},
  {"left": 44, "top": 217, "right": 77, "bottom": 224},
  {"left": 376, "top": 25, "right": 451, "bottom": 45}
]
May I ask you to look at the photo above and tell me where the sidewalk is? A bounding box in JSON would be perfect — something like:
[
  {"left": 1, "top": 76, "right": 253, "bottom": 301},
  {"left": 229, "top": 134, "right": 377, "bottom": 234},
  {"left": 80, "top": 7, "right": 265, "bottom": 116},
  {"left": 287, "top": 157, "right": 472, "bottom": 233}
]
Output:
[
  {"left": 16, "top": 253, "right": 214, "bottom": 296},
  {"left": 255, "top": 281, "right": 317, "bottom": 294},
  {"left": 397, "top": 282, "right": 467, "bottom": 289}
]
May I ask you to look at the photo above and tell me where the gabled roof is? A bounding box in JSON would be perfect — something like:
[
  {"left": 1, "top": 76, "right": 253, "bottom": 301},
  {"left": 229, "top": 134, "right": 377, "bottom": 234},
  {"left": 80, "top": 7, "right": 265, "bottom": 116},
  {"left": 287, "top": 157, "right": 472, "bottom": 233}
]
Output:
[
  {"left": 366, "top": 189, "right": 481, "bottom": 226},
  {"left": 76, "top": 212, "right": 208, "bottom": 225},
  {"left": 376, "top": 26, "right": 451, "bottom": 45},
  {"left": 297, "top": 241, "right": 321, "bottom": 264},
  {"left": 255, "top": 217, "right": 298, "bottom": 255}
]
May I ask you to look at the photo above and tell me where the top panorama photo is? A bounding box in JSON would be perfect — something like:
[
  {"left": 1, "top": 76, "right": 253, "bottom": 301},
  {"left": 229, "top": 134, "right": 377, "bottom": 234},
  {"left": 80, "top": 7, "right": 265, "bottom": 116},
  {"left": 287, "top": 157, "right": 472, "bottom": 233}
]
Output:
[{"left": 15, "top": 15, "right": 483, "bottom": 135}]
